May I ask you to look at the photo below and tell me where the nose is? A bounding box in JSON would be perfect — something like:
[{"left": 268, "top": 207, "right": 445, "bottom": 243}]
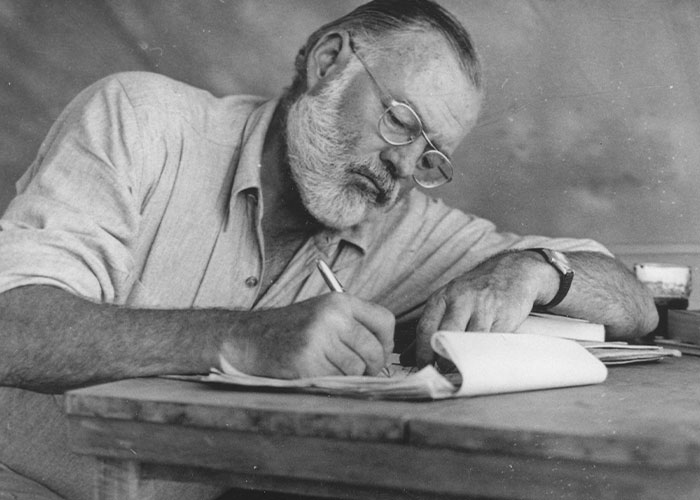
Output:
[{"left": 380, "top": 139, "right": 426, "bottom": 180}]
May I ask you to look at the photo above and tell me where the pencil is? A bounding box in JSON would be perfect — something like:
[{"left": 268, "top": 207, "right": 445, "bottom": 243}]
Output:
[{"left": 316, "top": 258, "right": 344, "bottom": 293}]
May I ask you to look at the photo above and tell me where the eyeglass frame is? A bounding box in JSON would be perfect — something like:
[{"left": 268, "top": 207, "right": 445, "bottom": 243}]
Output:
[{"left": 347, "top": 35, "right": 454, "bottom": 188}]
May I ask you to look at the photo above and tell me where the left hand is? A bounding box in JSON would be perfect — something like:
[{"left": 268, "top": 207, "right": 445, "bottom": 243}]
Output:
[{"left": 415, "top": 251, "right": 558, "bottom": 367}]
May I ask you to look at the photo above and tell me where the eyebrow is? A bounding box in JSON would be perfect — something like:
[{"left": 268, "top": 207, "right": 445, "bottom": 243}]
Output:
[
  {"left": 380, "top": 79, "right": 453, "bottom": 152},
  {"left": 404, "top": 97, "right": 448, "bottom": 152}
]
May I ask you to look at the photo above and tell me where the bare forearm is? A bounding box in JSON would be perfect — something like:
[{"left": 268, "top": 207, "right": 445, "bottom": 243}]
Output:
[
  {"left": 0, "top": 286, "right": 228, "bottom": 392},
  {"left": 415, "top": 249, "right": 658, "bottom": 367},
  {"left": 0, "top": 285, "right": 395, "bottom": 393},
  {"left": 549, "top": 251, "right": 658, "bottom": 339}
]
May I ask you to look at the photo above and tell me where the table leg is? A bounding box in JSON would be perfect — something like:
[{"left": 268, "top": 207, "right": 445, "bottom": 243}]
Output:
[{"left": 95, "top": 458, "right": 154, "bottom": 500}]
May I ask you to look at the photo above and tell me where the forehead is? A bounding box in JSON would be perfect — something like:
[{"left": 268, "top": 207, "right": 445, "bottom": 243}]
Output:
[{"left": 367, "top": 33, "right": 481, "bottom": 150}]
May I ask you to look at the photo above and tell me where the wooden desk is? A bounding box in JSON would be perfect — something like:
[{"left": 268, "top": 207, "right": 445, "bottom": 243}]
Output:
[{"left": 66, "top": 356, "right": 700, "bottom": 500}]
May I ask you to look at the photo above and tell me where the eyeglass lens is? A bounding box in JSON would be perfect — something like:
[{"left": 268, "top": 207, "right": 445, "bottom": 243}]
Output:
[
  {"left": 415, "top": 151, "right": 454, "bottom": 188},
  {"left": 379, "top": 104, "right": 421, "bottom": 145},
  {"left": 378, "top": 103, "right": 453, "bottom": 188}
]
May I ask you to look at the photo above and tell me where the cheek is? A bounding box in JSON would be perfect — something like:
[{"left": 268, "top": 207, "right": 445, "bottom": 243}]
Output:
[{"left": 338, "top": 86, "right": 386, "bottom": 153}]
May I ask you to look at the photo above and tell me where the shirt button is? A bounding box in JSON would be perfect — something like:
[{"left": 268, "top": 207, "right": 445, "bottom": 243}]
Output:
[{"left": 245, "top": 276, "right": 259, "bottom": 288}]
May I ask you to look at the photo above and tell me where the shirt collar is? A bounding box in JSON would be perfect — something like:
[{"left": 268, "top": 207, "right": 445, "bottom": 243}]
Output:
[
  {"left": 332, "top": 195, "right": 412, "bottom": 255},
  {"left": 230, "top": 98, "right": 280, "bottom": 198},
  {"left": 314, "top": 223, "right": 374, "bottom": 256}
]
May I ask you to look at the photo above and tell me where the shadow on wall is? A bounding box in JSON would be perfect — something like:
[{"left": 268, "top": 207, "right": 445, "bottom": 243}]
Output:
[{"left": 1, "top": 0, "right": 699, "bottom": 252}]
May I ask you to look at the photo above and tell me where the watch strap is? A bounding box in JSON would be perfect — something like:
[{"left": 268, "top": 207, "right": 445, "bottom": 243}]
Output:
[{"left": 526, "top": 248, "right": 574, "bottom": 309}]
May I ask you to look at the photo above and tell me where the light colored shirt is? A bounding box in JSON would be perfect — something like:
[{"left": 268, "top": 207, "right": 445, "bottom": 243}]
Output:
[
  {"left": 0, "top": 71, "right": 608, "bottom": 320},
  {"left": 0, "top": 72, "right": 609, "bottom": 500}
]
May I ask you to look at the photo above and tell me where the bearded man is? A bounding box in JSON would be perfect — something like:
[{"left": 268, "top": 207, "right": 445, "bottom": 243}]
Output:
[{"left": 0, "top": 1, "right": 656, "bottom": 499}]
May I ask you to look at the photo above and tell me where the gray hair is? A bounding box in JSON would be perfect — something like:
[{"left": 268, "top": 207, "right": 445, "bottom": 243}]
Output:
[{"left": 286, "top": 0, "right": 482, "bottom": 100}]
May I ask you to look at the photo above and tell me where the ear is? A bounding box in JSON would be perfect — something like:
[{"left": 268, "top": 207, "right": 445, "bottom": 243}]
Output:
[{"left": 306, "top": 31, "right": 353, "bottom": 92}]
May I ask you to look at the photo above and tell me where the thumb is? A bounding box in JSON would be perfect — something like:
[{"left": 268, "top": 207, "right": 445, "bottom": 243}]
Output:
[{"left": 415, "top": 297, "right": 446, "bottom": 367}]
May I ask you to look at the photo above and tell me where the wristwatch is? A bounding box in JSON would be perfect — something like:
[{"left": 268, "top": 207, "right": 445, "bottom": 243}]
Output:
[{"left": 526, "top": 248, "right": 574, "bottom": 309}]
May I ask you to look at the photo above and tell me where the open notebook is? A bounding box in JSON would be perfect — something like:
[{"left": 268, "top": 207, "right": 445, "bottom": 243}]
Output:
[
  {"left": 204, "top": 332, "right": 606, "bottom": 399},
  {"left": 191, "top": 314, "right": 679, "bottom": 400}
]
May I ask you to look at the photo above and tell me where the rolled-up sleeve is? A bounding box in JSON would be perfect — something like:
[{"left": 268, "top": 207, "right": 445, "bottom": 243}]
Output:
[{"left": 0, "top": 75, "right": 145, "bottom": 303}]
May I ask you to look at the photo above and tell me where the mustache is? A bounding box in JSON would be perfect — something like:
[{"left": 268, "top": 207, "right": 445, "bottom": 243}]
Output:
[{"left": 348, "top": 157, "right": 399, "bottom": 205}]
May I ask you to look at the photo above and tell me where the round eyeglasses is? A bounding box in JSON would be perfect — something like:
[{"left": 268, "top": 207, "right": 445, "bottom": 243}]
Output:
[
  {"left": 377, "top": 102, "right": 454, "bottom": 188},
  {"left": 349, "top": 36, "right": 454, "bottom": 189}
]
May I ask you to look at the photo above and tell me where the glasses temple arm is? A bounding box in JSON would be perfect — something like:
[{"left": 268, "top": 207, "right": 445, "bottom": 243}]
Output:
[{"left": 349, "top": 37, "right": 396, "bottom": 108}]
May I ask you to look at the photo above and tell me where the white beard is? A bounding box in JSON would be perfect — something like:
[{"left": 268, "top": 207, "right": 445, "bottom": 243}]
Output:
[{"left": 285, "top": 64, "right": 400, "bottom": 230}]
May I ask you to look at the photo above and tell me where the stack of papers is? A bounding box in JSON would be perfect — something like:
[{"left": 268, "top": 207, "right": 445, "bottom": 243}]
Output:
[
  {"left": 200, "top": 333, "right": 612, "bottom": 400},
  {"left": 183, "top": 312, "right": 679, "bottom": 400},
  {"left": 580, "top": 341, "right": 681, "bottom": 365},
  {"left": 654, "top": 338, "right": 700, "bottom": 356},
  {"left": 195, "top": 332, "right": 682, "bottom": 401},
  {"left": 205, "top": 358, "right": 454, "bottom": 400}
]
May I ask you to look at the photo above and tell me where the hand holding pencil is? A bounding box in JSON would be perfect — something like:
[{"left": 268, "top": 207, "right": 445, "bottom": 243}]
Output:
[
  {"left": 220, "top": 282, "right": 394, "bottom": 379},
  {"left": 316, "top": 259, "right": 394, "bottom": 377}
]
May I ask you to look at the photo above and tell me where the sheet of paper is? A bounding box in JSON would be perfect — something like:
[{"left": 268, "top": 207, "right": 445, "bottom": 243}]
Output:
[
  {"left": 431, "top": 332, "right": 608, "bottom": 397},
  {"left": 204, "top": 355, "right": 457, "bottom": 400},
  {"left": 516, "top": 313, "right": 605, "bottom": 341},
  {"left": 579, "top": 341, "right": 682, "bottom": 364}
]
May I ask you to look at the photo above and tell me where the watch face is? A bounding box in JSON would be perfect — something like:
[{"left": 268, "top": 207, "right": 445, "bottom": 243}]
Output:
[{"left": 548, "top": 249, "right": 572, "bottom": 274}]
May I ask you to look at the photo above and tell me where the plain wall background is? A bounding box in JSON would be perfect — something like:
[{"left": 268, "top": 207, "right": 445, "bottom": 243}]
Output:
[{"left": 2, "top": 0, "right": 699, "bottom": 305}]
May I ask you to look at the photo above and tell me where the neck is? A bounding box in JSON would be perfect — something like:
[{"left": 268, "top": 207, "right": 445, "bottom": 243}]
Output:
[{"left": 260, "top": 103, "right": 322, "bottom": 237}]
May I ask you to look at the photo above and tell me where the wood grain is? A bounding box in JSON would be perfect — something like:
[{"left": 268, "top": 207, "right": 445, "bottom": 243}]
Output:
[
  {"left": 65, "top": 356, "right": 700, "bottom": 499},
  {"left": 69, "top": 415, "right": 700, "bottom": 500},
  {"left": 95, "top": 459, "right": 154, "bottom": 500},
  {"left": 407, "top": 357, "right": 700, "bottom": 467}
]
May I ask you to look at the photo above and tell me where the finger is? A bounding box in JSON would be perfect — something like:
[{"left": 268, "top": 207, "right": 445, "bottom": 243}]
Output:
[
  {"left": 346, "top": 296, "right": 395, "bottom": 357},
  {"left": 491, "top": 310, "right": 530, "bottom": 333},
  {"left": 291, "top": 332, "right": 352, "bottom": 377},
  {"left": 437, "top": 296, "right": 474, "bottom": 332},
  {"left": 415, "top": 294, "right": 446, "bottom": 367},
  {"left": 464, "top": 309, "right": 496, "bottom": 332},
  {"left": 435, "top": 355, "right": 458, "bottom": 374},
  {"left": 337, "top": 324, "right": 387, "bottom": 376},
  {"left": 324, "top": 348, "right": 366, "bottom": 376}
]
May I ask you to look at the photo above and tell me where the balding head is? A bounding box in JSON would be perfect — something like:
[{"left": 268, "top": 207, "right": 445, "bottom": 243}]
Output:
[{"left": 286, "top": 0, "right": 482, "bottom": 101}]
